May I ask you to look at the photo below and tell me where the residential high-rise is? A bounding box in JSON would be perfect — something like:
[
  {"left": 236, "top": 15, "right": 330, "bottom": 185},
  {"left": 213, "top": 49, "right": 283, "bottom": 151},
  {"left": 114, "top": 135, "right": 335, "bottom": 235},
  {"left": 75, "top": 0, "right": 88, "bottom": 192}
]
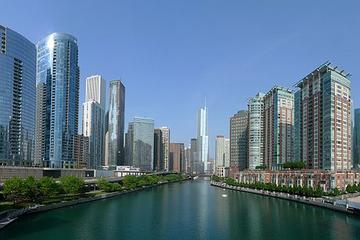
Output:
[
  {"left": 160, "top": 127, "right": 170, "bottom": 171},
  {"left": 82, "top": 100, "right": 105, "bottom": 169},
  {"left": 215, "top": 136, "right": 230, "bottom": 171},
  {"left": 74, "top": 134, "right": 89, "bottom": 169},
  {"left": 185, "top": 145, "right": 191, "bottom": 173},
  {"left": 354, "top": 108, "right": 360, "bottom": 168},
  {"left": 197, "top": 105, "right": 209, "bottom": 173},
  {"left": 294, "top": 90, "right": 302, "bottom": 162},
  {"left": 190, "top": 138, "right": 199, "bottom": 173},
  {"left": 82, "top": 75, "right": 106, "bottom": 169},
  {"left": 0, "top": 25, "right": 36, "bottom": 166},
  {"left": 107, "top": 80, "right": 125, "bottom": 167},
  {"left": 215, "top": 136, "right": 225, "bottom": 169},
  {"left": 229, "top": 110, "right": 248, "bottom": 177},
  {"left": 248, "top": 93, "right": 265, "bottom": 169},
  {"left": 35, "top": 33, "right": 79, "bottom": 168},
  {"left": 169, "top": 143, "right": 184, "bottom": 172},
  {"left": 153, "top": 129, "right": 163, "bottom": 171},
  {"left": 296, "top": 63, "right": 352, "bottom": 170},
  {"left": 264, "top": 87, "right": 294, "bottom": 169},
  {"left": 127, "top": 117, "right": 154, "bottom": 171}
]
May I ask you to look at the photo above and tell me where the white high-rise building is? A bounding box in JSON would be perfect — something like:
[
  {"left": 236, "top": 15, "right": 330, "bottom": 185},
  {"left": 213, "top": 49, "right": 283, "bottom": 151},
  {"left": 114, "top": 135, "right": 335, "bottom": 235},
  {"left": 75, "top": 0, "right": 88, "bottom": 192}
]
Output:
[
  {"left": 197, "top": 105, "right": 209, "bottom": 173},
  {"left": 160, "top": 127, "right": 170, "bottom": 171},
  {"left": 82, "top": 75, "right": 106, "bottom": 169},
  {"left": 224, "top": 138, "right": 230, "bottom": 168},
  {"left": 85, "top": 75, "right": 106, "bottom": 109}
]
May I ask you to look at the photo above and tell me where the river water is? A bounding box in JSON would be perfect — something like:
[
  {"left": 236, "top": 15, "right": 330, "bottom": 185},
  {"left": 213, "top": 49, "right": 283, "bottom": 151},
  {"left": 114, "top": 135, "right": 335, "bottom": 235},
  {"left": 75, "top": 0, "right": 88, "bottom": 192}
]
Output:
[{"left": 1, "top": 179, "right": 359, "bottom": 240}]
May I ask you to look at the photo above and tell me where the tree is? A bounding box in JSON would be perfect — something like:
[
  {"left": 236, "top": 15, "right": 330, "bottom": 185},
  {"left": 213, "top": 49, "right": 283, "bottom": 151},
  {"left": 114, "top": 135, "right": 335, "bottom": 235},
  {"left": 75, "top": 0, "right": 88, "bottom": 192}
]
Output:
[
  {"left": 122, "top": 175, "right": 138, "bottom": 189},
  {"left": 23, "top": 176, "right": 40, "bottom": 202},
  {"left": 3, "top": 177, "right": 26, "bottom": 203},
  {"left": 97, "top": 179, "right": 121, "bottom": 192},
  {"left": 60, "top": 176, "right": 85, "bottom": 195},
  {"left": 38, "top": 177, "right": 60, "bottom": 199}
]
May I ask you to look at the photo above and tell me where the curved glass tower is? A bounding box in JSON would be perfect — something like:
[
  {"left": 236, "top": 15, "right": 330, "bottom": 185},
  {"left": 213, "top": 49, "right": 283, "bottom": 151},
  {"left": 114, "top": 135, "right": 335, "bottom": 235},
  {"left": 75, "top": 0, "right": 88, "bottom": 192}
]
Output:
[
  {"left": 0, "top": 25, "right": 36, "bottom": 166},
  {"left": 107, "top": 80, "right": 125, "bottom": 167},
  {"left": 35, "top": 33, "right": 79, "bottom": 168}
]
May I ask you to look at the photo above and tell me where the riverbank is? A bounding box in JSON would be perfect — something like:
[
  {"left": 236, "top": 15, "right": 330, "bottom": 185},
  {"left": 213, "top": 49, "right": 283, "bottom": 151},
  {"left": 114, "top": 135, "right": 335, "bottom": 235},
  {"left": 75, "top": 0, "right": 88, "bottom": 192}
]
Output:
[
  {"left": 0, "top": 177, "right": 190, "bottom": 230},
  {"left": 211, "top": 181, "right": 360, "bottom": 216}
]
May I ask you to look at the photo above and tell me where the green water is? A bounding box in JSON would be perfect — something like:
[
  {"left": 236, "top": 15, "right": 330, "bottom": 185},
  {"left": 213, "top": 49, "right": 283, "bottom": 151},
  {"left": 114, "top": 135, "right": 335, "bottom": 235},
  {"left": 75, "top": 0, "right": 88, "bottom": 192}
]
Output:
[{"left": 1, "top": 180, "right": 359, "bottom": 240}]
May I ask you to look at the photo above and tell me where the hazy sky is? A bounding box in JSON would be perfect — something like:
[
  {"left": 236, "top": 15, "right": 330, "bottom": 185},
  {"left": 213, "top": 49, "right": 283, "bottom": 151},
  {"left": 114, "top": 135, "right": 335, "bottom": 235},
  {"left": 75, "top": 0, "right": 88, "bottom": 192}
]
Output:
[{"left": 1, "top": 0, "right": 359, "bottom": 156}]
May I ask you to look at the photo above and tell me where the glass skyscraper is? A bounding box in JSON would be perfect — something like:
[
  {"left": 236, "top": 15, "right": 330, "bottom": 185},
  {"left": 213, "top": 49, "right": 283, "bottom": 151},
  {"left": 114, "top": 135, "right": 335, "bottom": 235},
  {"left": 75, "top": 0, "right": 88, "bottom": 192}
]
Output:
[
  {"left": 353, "top": 108, "right": 360, "bottom": 168},
  {"left": 197, "top": 105, "right": 209, "bottom": 173},
  {"left": 0, "top": 25, "right": 36, "bottom": 166},
  {"left": 127, "top": 117, "right": 154, "bottom": 171},
  {"left": 107, "top": 80, "right": 125, "bottom": 167},
  {"left": 35, "top": 33, "right": 79, "bottom": 168}
]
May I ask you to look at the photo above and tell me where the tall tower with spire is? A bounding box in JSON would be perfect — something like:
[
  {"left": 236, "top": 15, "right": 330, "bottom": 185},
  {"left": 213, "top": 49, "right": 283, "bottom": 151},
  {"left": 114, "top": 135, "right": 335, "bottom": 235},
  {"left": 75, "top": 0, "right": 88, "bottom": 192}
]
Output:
[{"left": 197, "top": 99, "right": 209, "bottom": 173}]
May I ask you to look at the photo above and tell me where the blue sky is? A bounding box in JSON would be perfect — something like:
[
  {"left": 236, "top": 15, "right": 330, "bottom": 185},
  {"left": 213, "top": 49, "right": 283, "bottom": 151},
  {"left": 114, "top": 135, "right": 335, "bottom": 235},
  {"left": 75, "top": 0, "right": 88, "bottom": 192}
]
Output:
[{"left": 1, "top": 0, "right": 359, "bottom": 157}]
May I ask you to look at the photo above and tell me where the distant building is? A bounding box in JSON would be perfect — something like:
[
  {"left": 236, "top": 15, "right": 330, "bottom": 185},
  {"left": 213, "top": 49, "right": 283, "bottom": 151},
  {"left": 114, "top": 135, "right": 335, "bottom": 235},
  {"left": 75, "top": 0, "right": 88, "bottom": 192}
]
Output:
[
  {"left": 264, "top": 86, "right": 294, "bottom": 169},
  {"left": 215, "top": 136, "right": 230, "bottom": 171},
  {"left": 296, "top": 63, "right": 352, "bottom": 170},
  {"left": 160, "top": 127, "right": 170, "bottom": 171},
  {"left": 153, "top": 129, "right": 163, "bottom": 171},
  {"left": 169, "top": 143, "right": 185, "bottom": 172},
  {"left": 0, "top": 25, "right": 36, "bottom": 166},
  {"left": 35, "top": 33, "right": 79, "bottom": 168},
  {"left": 197, "top": 105, "right": 209, "bottom": 173},
  {"left": 82, "top": 75, "right": 106, "bottom": 169},
  {"left": 230, "top": 110, "right": 248, "bottom": 176},
  {"left": 294, "top": 90, "right": 302, "bottom": 162},
  {"left": 190, "top": 138, "right": 200, "bottom": 174},
  {"left": 126, "top": 117, "right": 154, "bottom": 171},
  {"left": 248, "top": 93, "right": 265, "bottom": 169},
  {"left": 74, "top": 134, "right": 89, "bottom": 169},
  {"left": 215, "top": 166, "right": 229, "bottom": 178},
  {"left": 185, "top": 145, "right": 191, "bottom": 173},
  {"left": 107, "top": 80, "right": 125, "bottom": 167},
  {"left": 353, "top": 108, "right": 360, "bottom": 168}
]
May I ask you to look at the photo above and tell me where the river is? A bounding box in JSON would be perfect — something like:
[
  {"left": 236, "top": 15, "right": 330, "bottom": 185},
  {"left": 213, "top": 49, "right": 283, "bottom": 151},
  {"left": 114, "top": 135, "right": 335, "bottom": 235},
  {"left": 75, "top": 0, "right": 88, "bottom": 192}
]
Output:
[{"left": 1, "top": 179, "right": 359, "bottom": 240}]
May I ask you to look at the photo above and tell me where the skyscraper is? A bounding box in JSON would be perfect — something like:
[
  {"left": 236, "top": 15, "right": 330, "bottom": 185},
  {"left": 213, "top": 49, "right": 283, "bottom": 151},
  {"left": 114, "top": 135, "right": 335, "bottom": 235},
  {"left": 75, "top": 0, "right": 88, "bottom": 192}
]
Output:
[
  {"left": 82, "top": 75, "right": 106, "bottom": 169},
  {"left": 190, "top": 138, "right": 199, "bottom": 174},
  {"left": 160, "top": 127, "right": 170, "bottom": 171},
  {"left": 107, "top": 80, "right": 125, "bottom": 167},
  {"left": 248, "top": 93, "right": 265, "bottom": 169},
  {"left": 0, "top": 25, "right": 36, "bottom": 166},
  {"left": 354, "top": 108, "right": 360, "bottom": 168},
  {"left": 197, "top": 105, "right": 209, "bottom": 173},
  {"left": 294, "top": 90, "right": 302, "bottom": 162},
  {"left": 127, "top": 117, "right": 154, "bottom": 171},
  {"left": 296, "top": 63, "right": 352, "bottom": 170},
  {"left": 264, "top": 86, "right": 294, "bottom": 169},
  {"left": 153, "top": 128, "right": 163, "bottom": 171},
  {"left": 229, "top": 110, "right": 248, "bottom": 177},
  {"left": 35, "top": 33, "right": 79, "bottom": 168},
  {"left": 169, "top": 143, "right": 184, "bottom": 172},
  {"left": 215, "top": 136, "right": 225, "bottom": 169},
  {"left": 224, "top": 138, "right": 230, "bottom": 168}
]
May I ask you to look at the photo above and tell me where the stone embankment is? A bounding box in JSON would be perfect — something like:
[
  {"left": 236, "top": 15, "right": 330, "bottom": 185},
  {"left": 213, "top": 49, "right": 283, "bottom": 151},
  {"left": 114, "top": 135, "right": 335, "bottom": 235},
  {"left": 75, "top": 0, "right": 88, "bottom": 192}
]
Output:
[{"left": 211, "top": 181, "right": 360, "bottom": 216}]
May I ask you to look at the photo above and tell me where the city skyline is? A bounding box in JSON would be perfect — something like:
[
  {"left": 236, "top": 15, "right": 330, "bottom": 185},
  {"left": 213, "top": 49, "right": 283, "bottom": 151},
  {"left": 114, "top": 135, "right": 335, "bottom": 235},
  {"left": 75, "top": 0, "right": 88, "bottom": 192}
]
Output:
[{"left": 2, "top": 1, "right": 360, "bottom": 155}]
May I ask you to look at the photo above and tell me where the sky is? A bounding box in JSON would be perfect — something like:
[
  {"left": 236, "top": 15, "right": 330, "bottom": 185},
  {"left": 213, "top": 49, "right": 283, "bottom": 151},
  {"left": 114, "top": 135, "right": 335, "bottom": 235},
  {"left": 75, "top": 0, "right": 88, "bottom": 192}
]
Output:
[{"left": 1, "top": 0, "right": 360, "bottom": 157}]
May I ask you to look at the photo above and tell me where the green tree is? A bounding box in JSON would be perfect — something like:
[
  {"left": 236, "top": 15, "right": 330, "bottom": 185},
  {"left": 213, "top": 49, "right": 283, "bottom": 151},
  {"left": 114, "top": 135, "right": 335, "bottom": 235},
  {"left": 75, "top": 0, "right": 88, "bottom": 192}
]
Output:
[
  {"left": 3, "top": 177, "right": 26, "bottom": 203},
  {"left": 60, "top": 176, "right": 85, "bottom": 195},
  {"left": 23, "top": 176, "right": 40, "bottom": 202},
  {"left": 38, "top": 177, "right": 60, "bottom": 199},
  {"left": 122, "top": 175, "right": 138, "bottom": 189}
]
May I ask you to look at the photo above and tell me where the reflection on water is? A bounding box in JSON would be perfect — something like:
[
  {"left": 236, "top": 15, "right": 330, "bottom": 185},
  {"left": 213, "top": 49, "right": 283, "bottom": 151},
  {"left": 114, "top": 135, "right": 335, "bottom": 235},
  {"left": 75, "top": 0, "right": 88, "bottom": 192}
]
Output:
[{"left": 1, "top": 180, "right": 359, "bottom": 240}]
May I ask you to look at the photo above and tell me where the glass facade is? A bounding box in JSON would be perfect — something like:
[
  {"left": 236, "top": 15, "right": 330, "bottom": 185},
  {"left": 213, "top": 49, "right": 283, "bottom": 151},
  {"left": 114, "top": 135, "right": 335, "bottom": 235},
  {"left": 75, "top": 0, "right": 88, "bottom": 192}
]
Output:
[
  {"left": 127, "top": 117, "right": 154, "bottom": 171},
  {"left": 197, "top": 106, "right": 209, "bottom": 173},
  {"left": 354, "top": 109, "right": 360, "bottom": 168},
  {"left": 0, "top": 25, "right": 36, "bottom": 166},
  {"left": 35, "top": 33, "right": 79, "bottom": 168},
  {"left": 107, "top": 80, "right": 125, "bottom": 167}
]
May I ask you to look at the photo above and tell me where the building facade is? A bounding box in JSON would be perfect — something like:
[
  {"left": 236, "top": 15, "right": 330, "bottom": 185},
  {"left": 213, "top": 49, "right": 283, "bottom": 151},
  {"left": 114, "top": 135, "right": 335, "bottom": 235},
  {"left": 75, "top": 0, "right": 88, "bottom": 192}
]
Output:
[
  {"left": 264, "top": 87, "right": 294, "bottom": 169},
  {"left": 160, "top": 127, "right": 170, "bottom": 171},
  {"left": 169, "top": 143, "right": 185, "bottom": 172},
  {"left": 0, "top": 25, "right": 36, "bottom": 166},
  {"left": 215, "top": 136, "right": 230, "bottom": 170},
  {"left": 35, "top": 33, "right": 79, "bottom": 168},
  {"left": 153, "top": 129, "right": 163, "bottom": 171},
  {"left": 127, "top": 117, "right": 154, "bottom": 171},
  {"left": 107, "top": 80, "right": 125, "bottom": 167},
  {"left": 230, "top": 110, "right": 248, "bottom": 176},
  {"left": 296, "top": 63, "right": 352, "bottom": 170},
  {"left": 74, "top": 134, "right": 89, "bottom": 169},
  {"left": 197, "top": 106, "right": 209, "bottom": 173},
  {"left": 354, "top": 108, "right": 360, "bottom": 169},
  {"left": 248, "top": 93, "right": 265, "bottom": 170}
]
